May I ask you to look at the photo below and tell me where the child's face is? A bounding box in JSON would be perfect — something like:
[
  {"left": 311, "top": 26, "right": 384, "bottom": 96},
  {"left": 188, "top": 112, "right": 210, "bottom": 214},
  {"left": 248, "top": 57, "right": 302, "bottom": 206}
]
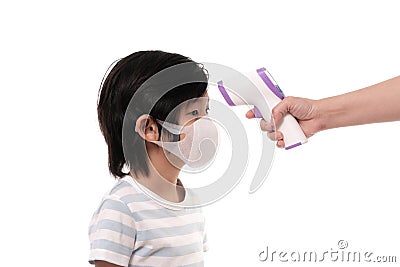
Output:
[{"left": 156, "top": 92, "right": 214, "bottom": 169}]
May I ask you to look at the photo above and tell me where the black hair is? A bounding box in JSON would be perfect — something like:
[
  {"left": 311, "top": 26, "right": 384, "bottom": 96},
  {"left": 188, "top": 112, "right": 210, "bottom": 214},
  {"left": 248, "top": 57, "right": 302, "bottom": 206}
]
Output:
[{"left": 97, "top": 50, "right": 208, "bottom": 178}]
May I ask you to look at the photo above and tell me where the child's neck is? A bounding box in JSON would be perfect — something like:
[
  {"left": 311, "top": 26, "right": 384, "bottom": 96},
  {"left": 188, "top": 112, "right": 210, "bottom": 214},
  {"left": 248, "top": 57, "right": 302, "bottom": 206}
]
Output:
[{"left": 131, "top": 146, "right": 185, "bottom": 203}]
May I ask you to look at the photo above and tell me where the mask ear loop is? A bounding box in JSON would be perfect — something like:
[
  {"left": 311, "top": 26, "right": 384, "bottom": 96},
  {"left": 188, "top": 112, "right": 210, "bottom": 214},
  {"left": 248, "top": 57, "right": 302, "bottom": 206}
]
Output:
[
  {"left": 156, "top": 119, "right": 182, "bottom": 134},
  {"left": 156, "top": 119, "right": 183, "bottom": 142},
  {"left": 134, "top": 117, "right": 182, "bottom": 142}
]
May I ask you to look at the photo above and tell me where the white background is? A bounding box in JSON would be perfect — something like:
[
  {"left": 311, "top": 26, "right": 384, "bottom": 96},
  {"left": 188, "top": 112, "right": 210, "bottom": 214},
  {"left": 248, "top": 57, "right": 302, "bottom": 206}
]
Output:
[{"left": 1, "top": 1, "right": 399, "bottom": 266}]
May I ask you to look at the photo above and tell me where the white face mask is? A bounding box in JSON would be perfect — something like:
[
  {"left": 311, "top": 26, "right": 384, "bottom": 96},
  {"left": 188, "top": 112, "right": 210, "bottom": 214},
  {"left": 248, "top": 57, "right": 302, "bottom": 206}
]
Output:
[{"left": 151, "top": 116, "right": 219, "bottom": 170}]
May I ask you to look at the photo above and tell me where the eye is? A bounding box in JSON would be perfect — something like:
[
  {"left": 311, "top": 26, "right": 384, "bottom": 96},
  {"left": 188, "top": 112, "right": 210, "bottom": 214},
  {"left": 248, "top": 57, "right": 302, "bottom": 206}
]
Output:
[
  {"left": 205, "top": 107, "right": 210, "bottom": 114},
  {"left": 190, "top": 110, "right": 199, "bottom": 116}
]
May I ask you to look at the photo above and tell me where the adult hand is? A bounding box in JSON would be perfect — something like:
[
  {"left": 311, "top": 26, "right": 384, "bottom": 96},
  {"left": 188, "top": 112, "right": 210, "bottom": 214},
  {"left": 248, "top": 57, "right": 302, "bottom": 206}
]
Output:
[{"left": 246, "top": 96, "right": 321, "bottom": 148}]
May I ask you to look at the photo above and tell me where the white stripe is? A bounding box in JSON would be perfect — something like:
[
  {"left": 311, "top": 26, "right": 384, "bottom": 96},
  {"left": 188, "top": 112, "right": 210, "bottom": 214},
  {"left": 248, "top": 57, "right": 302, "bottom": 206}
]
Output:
[
  {"left": 135, "top": 231, "right": 203, "bottom": 248},
  {"left": 89, "top": 248, "right": 130, "bottom": 266},
  {"left": 89, "top": 214, "right": 98, "bottom": 229},
  {"left": 89, "top": 228, "right": 135, "bottom": 248},
  {"left": 129, "top": 251, "right": 204, "bottom": 266},
  {"left": 135, "top": 212, "right": 203, "bottom": 231},
  {"left": 113, "top": 186, "right": 140, "bottom": 198},
  {"left": 126, "top": 200, "right": 161, "bottom": 212}
]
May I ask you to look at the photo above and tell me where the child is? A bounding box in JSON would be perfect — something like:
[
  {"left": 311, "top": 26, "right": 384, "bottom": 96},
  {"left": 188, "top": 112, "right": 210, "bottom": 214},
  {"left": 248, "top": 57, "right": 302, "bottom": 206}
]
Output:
[{"left": 88, "top": 51, "right": 210, "bottom": 267}]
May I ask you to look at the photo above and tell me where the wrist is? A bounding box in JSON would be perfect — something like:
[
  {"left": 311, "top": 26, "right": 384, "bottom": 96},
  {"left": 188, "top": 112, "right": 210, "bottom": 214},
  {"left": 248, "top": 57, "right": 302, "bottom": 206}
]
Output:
[{"left": 314, "top": 97, "right": 346, "bottom": 131}]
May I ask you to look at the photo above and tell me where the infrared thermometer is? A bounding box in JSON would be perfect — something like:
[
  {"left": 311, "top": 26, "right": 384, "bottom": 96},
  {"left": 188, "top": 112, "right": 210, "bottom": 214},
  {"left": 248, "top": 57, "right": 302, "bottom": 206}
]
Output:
[{"left": 217, "top": 67, "right": 307, "bottom": 149}]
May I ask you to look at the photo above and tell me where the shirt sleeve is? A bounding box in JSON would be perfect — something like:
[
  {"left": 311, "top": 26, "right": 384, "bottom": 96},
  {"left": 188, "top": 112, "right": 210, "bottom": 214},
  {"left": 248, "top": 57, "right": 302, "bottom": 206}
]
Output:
[{"left": 88, "top": 196, "right": 136, "bottom": 266}]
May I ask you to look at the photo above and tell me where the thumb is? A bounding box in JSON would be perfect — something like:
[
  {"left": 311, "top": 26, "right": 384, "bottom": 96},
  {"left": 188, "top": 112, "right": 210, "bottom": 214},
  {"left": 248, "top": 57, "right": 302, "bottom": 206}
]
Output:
[{"left": 271, "top": 98, "right": 291, "bottom": 126}]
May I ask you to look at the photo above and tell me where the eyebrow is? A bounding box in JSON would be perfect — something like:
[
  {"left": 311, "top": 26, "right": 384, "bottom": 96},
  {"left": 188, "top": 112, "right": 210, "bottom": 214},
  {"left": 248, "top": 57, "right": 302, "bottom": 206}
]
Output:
[
  {"left": 184, "top": 97, "right": 209, "bottom": 106},
  {"left": 190, "top": 96, "right": 209, "bottom": 102}
]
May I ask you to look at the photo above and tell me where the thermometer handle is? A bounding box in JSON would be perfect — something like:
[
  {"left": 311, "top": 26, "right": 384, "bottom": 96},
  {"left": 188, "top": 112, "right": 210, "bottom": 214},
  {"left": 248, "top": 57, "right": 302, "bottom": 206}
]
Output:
[
  {"left": 255, "top": 68, "right": 307, "bottom": 149},
  {"left": 277, "top": 113, "right": 307, "bottom": 149}
]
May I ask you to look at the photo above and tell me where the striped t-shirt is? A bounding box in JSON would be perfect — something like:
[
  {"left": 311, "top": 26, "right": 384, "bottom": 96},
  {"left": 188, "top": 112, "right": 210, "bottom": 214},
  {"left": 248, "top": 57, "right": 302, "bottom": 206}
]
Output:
[{"left": 88, "top": 176, "right": 208, "bottom": 267}]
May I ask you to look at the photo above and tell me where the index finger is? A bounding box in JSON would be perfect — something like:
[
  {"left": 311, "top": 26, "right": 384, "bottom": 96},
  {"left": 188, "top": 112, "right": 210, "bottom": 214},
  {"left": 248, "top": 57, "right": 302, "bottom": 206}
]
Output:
[{"left": 245, "top": 109, "right": 255, "bottom": 119}]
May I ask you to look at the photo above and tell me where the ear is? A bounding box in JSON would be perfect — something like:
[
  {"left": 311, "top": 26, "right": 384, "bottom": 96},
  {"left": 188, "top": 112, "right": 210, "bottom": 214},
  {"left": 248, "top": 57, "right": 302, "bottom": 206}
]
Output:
[{"left": 135, "top": 114, "right": 160, "bottom": 141}]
